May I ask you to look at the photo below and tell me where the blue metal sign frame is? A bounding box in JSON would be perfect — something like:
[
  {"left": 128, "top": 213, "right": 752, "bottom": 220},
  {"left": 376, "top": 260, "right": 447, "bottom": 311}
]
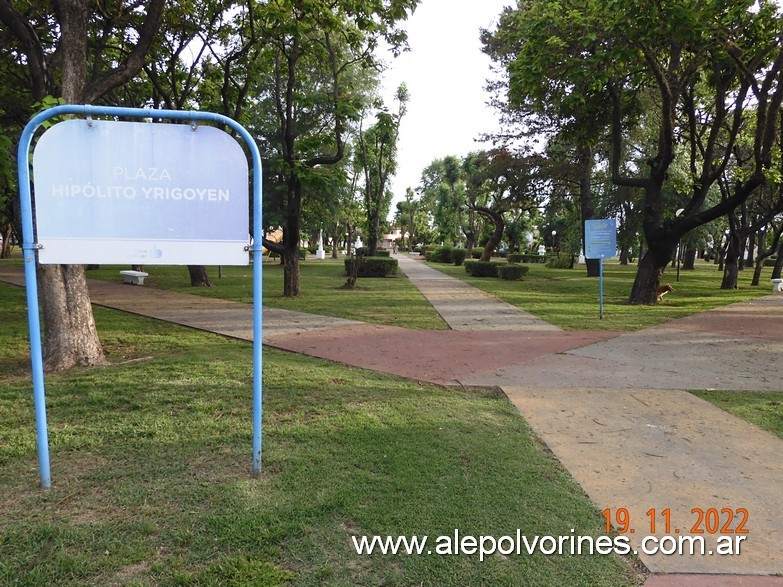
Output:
[{"left": 18, "top": 105, "right": 264, "bottom": 487}]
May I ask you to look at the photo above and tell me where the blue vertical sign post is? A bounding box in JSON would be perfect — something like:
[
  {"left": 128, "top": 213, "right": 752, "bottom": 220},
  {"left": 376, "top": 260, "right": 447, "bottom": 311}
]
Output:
[
  {"left": 18, "top": 105, "right": 264, "bottom": 487},
  {"left": 585, "top": 219, "right": 617, "bottom": 320}
]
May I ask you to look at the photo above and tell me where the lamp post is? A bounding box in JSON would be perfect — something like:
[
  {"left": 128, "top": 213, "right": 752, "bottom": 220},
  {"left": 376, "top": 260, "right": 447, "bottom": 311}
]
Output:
[{"left": 552, "top": 230, "right": 558, "bottom": 256}]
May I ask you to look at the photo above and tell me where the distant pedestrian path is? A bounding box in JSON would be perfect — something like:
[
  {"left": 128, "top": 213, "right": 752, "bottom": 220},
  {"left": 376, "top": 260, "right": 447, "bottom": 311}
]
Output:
[{"left": 394, "top": 254, "right": 561, "bottom": 331}]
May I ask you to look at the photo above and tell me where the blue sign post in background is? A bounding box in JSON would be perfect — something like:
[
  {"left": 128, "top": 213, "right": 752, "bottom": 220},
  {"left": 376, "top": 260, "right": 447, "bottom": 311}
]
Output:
[
  {"left": 585, "top": 219, "right": 617, "bottom": 319},
  {"left": 18, "top": 105, "right": 264, "bottom": 487}
]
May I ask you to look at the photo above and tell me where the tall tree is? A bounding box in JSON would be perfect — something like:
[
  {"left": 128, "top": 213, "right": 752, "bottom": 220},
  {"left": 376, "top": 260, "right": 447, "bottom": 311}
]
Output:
[
  {"left": 0, "top": 0, "right": 165, "bottom": 370},
  {"left": 357, "top": 84, "right": 408, "bottom": 255},
  {"left": 482, "top": 1, "right": 614, "bottom": 277},
  {"left": 252, "top": 0, "right": 417, "bottom": 296},
  {"left": 485, "top": 0, "right": 783, "bottom": 303},
  {"left": 481, "top": 149, "right": 544, "bottom": 261}
]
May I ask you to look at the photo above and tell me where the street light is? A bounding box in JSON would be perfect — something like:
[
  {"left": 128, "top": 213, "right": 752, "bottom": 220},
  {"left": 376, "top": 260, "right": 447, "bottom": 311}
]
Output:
[{"left": 552, "top": 230, "right": 558, "bottom": 256}]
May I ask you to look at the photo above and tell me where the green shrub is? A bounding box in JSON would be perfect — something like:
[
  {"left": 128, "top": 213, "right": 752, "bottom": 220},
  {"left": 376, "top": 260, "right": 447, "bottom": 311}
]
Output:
[
  {"left": 343, "top": 256, "right": 398, "bottom": 277},
  {"left": 510, "top": 252, "right": 546, "bottom": 263},
  {"left": 471, "top": 249, "right": 483, "bottom": 259},
  {"left": 498, "top": 263, "right": 529, "bottom": 280},
  {"left": 546, "top": 255, "right": 574, "bottom": 269},
  {"left": 375, "top": 249, "right": 391, "bottom": 257},
  {"left": 464, "top": 260, "right": 499, "bottom": 277},
  {"left": 452, "top": 248, "right": 467, "bottom": 266},
  {"left": 298, "top": 248, "right": 307, "bottom": 260},
  {"left": 426, "top": 246, "right": 453, "bottom": 263}
]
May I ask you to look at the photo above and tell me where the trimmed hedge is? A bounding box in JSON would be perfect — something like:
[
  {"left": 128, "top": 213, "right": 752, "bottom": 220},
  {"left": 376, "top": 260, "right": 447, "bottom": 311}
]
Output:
[
  {"left": 452, "top": 248, "right": 467, "bottom": 266},
  {"left": 375, "top": 249, "right": 391, "bottom": 257},
  {"left": 425, "top": 246, "right": 453, "bottom": 263},
  {"left": 546, "top": 255, "right": 574, "bottom": 269},
  {"left": 498, "top": 263, "right": 529, "bottom": 280},
  {"left": 508, "top": 252, "right": 546, "bottom": 263},
  {"left": 344, "top": 256, "right": 398, "bottom": 277},
  {"left": 471, "top": 249, "right": 483, "bottom": 259},
  {"left": 464, "top": 260, "right": 499, "bottom": 277}
]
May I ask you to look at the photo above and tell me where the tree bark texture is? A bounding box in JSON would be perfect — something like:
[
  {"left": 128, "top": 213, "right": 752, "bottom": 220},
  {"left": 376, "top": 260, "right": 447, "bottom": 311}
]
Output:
[
  {"left": 475, "top": 206, "right": 504, "bottom": 262},
  {"left": 773, "top": 243, "right": 783, "bottom": 280},
  {"left": 37, "top": 264, "right": 106, "bottom": 371},
  {"left": 187, "top": 265, "right": 212, "bottom": 287},
  {"left": 721, "top": 231, "right": 741, "bottom": 289},
  {"left": 283, "top": 177, "right": 302, "bottom": 296}
]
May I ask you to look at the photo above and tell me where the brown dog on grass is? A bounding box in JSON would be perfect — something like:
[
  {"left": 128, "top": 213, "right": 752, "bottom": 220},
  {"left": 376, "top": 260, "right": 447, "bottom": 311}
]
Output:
[{"left": 657, "top": 283, "right": 673, "bottom": 302}]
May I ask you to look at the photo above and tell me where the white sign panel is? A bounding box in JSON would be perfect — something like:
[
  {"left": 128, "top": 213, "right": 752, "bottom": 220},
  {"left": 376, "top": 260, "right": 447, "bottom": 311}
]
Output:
[{"left": 33, "top": 119, "right": 249, "bottom": 265}]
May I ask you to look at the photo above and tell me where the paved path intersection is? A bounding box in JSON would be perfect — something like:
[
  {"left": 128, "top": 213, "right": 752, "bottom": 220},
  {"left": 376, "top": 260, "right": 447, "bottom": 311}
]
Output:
[{"left": 2, "top": 258, "right": 783, "bottom": 585}]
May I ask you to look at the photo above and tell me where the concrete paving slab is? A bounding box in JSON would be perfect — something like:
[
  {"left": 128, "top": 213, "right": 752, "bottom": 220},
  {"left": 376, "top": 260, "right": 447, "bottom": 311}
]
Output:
[
  {"left": 265, "top": 325, "right": 617, "bottom": 385},
  {"left": 503, "top": 386, "right": 783, "bottom": 574},
  {"left": 395, "top": 254, "right": 561, "bottom": 331},
  {"left": 463, "top": 293, "right": 783, "bottom": 392}
]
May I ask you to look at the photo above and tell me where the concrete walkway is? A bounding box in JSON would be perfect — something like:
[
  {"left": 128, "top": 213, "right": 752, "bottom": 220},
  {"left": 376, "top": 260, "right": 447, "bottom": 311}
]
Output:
[
  {"left": 394, "top": 254, "right": 561, "bottom": 331},
  {"left": 2, "top": 259, "right": 783, "bottom": 585}
]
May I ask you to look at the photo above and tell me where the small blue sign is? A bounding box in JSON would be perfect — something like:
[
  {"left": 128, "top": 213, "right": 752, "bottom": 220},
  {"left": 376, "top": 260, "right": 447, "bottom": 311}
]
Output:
[{"left": 585, "top": 219, "right": 617, "bottom": 259}]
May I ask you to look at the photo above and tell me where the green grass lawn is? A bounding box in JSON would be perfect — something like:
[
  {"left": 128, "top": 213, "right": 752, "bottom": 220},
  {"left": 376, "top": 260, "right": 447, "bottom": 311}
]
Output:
[
  {"left": 0, "top": 283, "right": 645, "bottom": 586},
  {"left": 84, "top": 259, "right": 447, "bottom": 331},
  {"left": 429, "top": 259, "right": 772, "bottom": 331},
  {"left": 691, "top": 391, "right": 783, "bottom": 439}
]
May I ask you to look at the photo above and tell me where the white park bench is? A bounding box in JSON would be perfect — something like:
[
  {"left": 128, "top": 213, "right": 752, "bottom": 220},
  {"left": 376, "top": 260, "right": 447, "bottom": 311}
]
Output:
[{"left": 120, "top": 270, "right": 149, "bottom": 285}]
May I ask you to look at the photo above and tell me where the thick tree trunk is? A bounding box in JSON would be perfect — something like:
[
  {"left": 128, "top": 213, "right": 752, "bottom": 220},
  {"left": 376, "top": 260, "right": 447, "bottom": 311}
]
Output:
[
  {"left": 682, "top": 248, "right": 696, "bottom": 270},
  {"left": 772, "top": 242, "right": 783, "bottom": 280},
  {"left": 721, "top": 232, "right": 740, "bottom": 289},
  {"left": 283, "top": 177, "right": 302, "bottom": 296},
  {"left": 629, "top": 232, "right": 677, "bottom": 304},
  {"left": 187, "top": 265, "right": 212, "bottom": 287},
  {"left": 367, "top": 207, "right": 379, "bottom": 256},
  {"left": 37, "top": 264, "right": 107, "bottom": 371},
  {"left": 745, "top": 233, "right": 755, "bottom": 268},
  {"left": 722, "top": 259, "right": 739, "bottom": 289},
  {"left": 1, "top": 224, "right": 13, "bottom": 258},
  {"left": 283, "top": 247, "right": 301, "bottom": 296},
  {"left": 476, "top": 207, "right": 504, "bottom": 262},
  {"left": 629, "top": 251, "right": 666, "bottom": 304},
  {"left": 752, "top": 257, "right": 764, "bottom": 286}
]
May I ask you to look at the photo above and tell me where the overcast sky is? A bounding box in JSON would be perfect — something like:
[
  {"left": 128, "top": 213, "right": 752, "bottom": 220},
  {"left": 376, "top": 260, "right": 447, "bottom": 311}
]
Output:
[{"left": 378, "top": 0, "right": 512, "bottom": 214}]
